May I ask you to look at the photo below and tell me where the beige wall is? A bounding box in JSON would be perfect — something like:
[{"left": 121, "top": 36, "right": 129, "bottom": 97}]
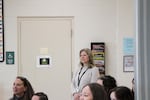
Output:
[{"left": 0, "top": 0, "right": 134, "bottom": 99}]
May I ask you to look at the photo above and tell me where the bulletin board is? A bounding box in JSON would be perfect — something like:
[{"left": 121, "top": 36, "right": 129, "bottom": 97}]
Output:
[
  {"left": 0, "top": 0, "right": 4, "bottom": 62},
  {"left": 91, "top": 42, "right": 105, "bottom": 75}
]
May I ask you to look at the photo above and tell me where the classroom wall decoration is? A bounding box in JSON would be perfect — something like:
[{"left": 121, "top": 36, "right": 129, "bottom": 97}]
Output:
[
  {"left": 91, "top": 42, "right": 105, "bottom": 75},
  {"left": 0, "top": 0, "right": 4, "bottom": 62}
]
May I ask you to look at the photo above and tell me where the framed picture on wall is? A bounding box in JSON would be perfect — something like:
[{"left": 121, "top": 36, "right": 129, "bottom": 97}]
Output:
[
  {"left": 123, "top": 55, "right": 134, "bottom": 72},
  {"left": 91, "top": 42, "right": 105, "bottom": 75},
  {"left": 0, "top": 0, "right": 4, "bottom": 62}
]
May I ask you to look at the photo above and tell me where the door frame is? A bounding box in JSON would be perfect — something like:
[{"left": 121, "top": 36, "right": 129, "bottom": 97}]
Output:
[{"left": 17, "top": 16, "right": 74, "bottom": 78}]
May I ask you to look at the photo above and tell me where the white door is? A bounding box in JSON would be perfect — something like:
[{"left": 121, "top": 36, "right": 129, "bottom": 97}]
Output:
[{"left": 17, "top": 17, "right": 72, "bottom": 100}]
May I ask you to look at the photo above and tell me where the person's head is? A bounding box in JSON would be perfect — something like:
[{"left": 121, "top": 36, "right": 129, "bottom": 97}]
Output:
[
  {"left": 79, "top": 48, "right": 94, "bottom": 67},
  {"left": 12, "top": 76, "right": 34, "bottom": 99},
  {"left": 80, "top": 83, "right": 107, "bottom": 100},
  {"left": 97, "top": 75, "right": 117, "bottom": 94},
  {"left": 110, "top": 86, "right": 133, "bottom": 100},
  {"left": 131, "top": 78, "right": 135, "bottom": 99},
  {"left": 131, "top": 78, "right": 135, "bottom": 93},
  {"left": 32, "top": 92, "right": 48, "bottom": 100}
]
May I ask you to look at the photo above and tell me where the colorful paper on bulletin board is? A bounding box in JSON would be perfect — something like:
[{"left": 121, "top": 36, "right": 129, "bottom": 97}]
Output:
[
  {"left": 123, "top": 38, "right": 135, "bottom": 55},
  {"left": 91, "top": 42, "right": 105, "bottom": 75},
  {"left": 0, "top": 0, "right": 4, "bottom": 62}
]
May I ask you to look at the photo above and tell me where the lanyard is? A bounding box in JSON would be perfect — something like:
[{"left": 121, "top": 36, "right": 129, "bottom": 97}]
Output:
[{"left": 78, "top": 67, "right": 89, "bottom": 87}]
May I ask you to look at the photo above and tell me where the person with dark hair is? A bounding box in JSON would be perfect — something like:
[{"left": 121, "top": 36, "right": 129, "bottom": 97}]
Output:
[
  {"left": 32, "top": 92, "right": 48, "bottom": 100},
  {"left": 131, "top": 78, "right": 135, "bottom": 99},
  {"left": 72, "top": 48, "right": 100, "bottom": 100},
  {"left": 79, "top": 83, "right": 107, "bottom": 100},
  {"left": 10, "top": 76, "right": 34, "bottom": 100},
  {"left": 97, "top": 75, "right": 117, "bottom": 98},
  {"left": 110, "top": 86, "right": 134, "bottom": 100}
]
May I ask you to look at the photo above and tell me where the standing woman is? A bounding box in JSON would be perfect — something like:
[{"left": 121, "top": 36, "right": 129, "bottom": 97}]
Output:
[
  {"left": 72, "top": 48, "right": 100, "bottom": 100},
  {"left": 10, "top": 76, "right": 34, "bottom": 100}
]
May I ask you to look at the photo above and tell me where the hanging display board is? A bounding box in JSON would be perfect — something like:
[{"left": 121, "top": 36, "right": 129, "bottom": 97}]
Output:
[
  {"left": 91, "top": 42, "right": 105, "bottom": 75},
  {"left": 0, "top": 0, "right": 4, "bottom": 62}
]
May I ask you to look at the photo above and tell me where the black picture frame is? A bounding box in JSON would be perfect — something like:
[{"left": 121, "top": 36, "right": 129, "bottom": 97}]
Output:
[{"left": 0, "top": 0, "right": 4, "bottom": 62}]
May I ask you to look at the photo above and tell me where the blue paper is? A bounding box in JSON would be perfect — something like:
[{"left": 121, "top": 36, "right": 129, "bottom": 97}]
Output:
[{"left": 123, "top": 38, "right": 135, "bottom": 54}]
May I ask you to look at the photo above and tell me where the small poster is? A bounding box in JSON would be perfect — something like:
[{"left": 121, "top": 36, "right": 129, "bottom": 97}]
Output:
[
  {"left": 123, "top": 38, "right": 135, "bottom": 54},
  {"left": 6, "top": 51, "right": 15, "bottom": 64},
  {"left": 91, "top": 42, "right": 105, "bottom": 75},
  {"left": 123, "top": 55, "right": 134, "bottom": 72}
]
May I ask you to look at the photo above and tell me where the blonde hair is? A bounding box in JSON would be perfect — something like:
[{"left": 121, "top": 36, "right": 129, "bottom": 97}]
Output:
[{"left": 79, "top": 48, "right": 94, "bottom": 68}]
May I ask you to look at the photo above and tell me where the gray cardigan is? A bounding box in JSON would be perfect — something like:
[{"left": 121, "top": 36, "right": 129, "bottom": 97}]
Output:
[{"left": 72, "top": 65, "right": 100, "bottom": 94}]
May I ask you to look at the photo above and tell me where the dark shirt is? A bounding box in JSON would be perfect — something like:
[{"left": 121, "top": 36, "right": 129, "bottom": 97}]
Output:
[{"left": 10, "top": 95, "right": 24, "bottom": 100}]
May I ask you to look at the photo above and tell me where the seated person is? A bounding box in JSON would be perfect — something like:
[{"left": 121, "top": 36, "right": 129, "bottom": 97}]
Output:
[
  {"left": 32, "top": 92, "right": 48, "bottom": 100},
  {"left": 10, "top": 76, "right": 34, "bottom": 100},
  {"left": 131, "top": 78, "right": 135, "bottom": 99},
  {"left": 79, "top": 83, "right": 107, "bottom": 100},
  {"left": 110, "top": 86, "right": 134, "bottom": 100},
  {"left": 97, "top": 75, "right": 117, "bottom": 97}
]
